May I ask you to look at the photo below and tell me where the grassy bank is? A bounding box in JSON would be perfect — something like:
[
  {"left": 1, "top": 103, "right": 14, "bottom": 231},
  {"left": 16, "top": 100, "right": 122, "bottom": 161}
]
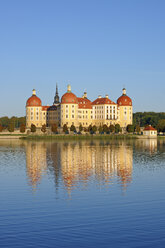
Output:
[{"left": 21, "top": 134, "right": 138, "bottom": 141}]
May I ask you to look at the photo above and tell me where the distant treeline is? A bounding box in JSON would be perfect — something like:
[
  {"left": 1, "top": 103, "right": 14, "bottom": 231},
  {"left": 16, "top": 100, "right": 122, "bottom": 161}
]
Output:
[
  {"left": 0, "top": 112, "right": 165, "bottom": 129},
  {"left": 0, "top": 116, "right": 26, "bottom": 128},
  {"left": 133, "top": 112, "right": 165, "bottom": 128}
]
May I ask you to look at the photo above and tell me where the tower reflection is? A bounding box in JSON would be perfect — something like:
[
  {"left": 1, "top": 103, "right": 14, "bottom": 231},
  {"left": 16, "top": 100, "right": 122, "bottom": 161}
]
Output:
[
  {"left": 25, "top": 142, "right": 47, "bottom": 190},
  {"left": 25, "top": 141, "right": 133, "bottom": 193}
]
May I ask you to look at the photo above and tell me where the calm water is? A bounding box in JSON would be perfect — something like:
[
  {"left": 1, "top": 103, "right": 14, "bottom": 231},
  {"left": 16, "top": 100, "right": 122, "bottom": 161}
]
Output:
[{"left": 0, "top": 139, "right": 165, "bottom": 248}]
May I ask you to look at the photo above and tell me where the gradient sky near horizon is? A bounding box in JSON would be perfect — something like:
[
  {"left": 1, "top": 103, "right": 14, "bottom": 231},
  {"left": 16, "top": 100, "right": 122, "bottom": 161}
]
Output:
[{"left": 0, "top": 0, "right": 165, "bottom": 117}]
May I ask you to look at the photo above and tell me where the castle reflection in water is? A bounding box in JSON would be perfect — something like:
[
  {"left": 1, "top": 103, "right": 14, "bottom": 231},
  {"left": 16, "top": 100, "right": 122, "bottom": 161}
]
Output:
[{"left": 25, "top": 139, "right": 158, "bottom": 193}]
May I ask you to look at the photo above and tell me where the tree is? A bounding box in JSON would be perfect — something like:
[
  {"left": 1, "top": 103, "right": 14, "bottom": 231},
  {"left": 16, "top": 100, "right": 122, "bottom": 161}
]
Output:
[
  {"left": 31, "top": 124, "right": 36, "bottom": 133},
  {"left": 115, "top": 124, "right": 121, "bottom": 133},
  {"left": 103, "top": 124, "right": 108, "bottom": 133},
  {"left": 84, "top": 127, "right": 87, "bottom": 132},
  {"left": 20, "top": 123, "right": 26, "bottom": 133},
  {"left": 51, "top": 124, "right": 57, "bottom": 133},
  {"left": 41, "top": 124, "right": 47, "bottom": 133},
  {"left": 157, "top": 119, "right": 165, "bottom": 132},
  {"left": 98, "top": 125, "right": 103, "bottom": 134},
  {"left": 79, "top": 124, "right": 83, "bottom": 132},
  {"left": 135, "top": 124, "right": 140, "bottom": 133},
  {"left": 8, "top": 122, "right": 14, "bottom": 133},
  {"left": 88, "top": 124, "right": 93, "bottom": 132},
  {"left": 92, "top": 125, "right": 97, "bottom": 133},
  {"left": 109, "top": 124, "right": 115, "bottom": 133},
  {"left": 70, "top": 124, "right": 76, "bottom": 132},
  {"left": 0, "top": 124, "right": 3, "bottom": 132},
  {"left": 63, "top": 124, "right": 68, "bottom": 133},
  {"left": 126, "top": 124, "right": 134, "bottom": 133}
]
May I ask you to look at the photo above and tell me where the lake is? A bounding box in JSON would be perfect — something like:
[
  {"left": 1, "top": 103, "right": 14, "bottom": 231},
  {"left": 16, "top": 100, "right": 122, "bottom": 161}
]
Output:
[{"left": 0, "top": 139, "right": 165, "bottom": 247}]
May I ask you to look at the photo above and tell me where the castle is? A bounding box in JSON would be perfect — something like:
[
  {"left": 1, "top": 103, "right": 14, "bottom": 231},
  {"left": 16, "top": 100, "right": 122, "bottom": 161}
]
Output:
[{"left": 26, "top": 85, "right": 133, "bottom": 129}]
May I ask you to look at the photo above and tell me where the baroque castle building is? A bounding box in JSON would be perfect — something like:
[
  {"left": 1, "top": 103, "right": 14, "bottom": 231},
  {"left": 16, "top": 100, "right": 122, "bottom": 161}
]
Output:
[{"left": 26, "top": 85, "right": 133, "bottom": 129}]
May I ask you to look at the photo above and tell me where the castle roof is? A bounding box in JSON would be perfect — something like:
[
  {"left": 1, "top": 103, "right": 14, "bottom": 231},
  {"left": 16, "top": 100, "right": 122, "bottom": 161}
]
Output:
[
  {"left": 77, "top": 97, "right": 92, "bottom": 109},
  {"left": 117, "top": 95, "right": 132, "bottom": 106},
  {"left": 26, "top": 95, "right": 42, "bottom": 107},
  {"left": 92, "top": 97, "right": 116, "bottom": 105}
]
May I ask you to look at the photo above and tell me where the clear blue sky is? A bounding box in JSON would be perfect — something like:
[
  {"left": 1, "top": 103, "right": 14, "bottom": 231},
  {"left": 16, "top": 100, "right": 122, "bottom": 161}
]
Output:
[{"left": 0, "top": 0, "right": 165, "bottom": 117}]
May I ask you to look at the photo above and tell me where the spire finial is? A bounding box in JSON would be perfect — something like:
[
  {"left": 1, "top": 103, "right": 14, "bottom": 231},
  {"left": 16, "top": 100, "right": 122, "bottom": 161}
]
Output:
[
  {"left": 56, "top": 83, "right": 58, "bottom": 95},
  {"left": 67, "top": 84, "right": 71, "bottom": 92}
]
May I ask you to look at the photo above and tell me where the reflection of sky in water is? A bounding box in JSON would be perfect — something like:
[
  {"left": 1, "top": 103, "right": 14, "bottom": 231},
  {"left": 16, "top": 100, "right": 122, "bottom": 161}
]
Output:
[{"left": 0, "top": 139, "right": 165, "bottom": 247}]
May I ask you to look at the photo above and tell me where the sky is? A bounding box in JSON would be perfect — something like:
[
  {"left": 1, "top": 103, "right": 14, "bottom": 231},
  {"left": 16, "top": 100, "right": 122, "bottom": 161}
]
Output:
[{"left": 0, "top": 0, "right": 165, "bottom": 117}]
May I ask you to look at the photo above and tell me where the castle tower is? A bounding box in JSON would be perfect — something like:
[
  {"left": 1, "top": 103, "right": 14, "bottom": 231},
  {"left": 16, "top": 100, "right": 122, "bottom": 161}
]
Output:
[{"left": 53, "top": 84, "right": 60, "bottom": 105}]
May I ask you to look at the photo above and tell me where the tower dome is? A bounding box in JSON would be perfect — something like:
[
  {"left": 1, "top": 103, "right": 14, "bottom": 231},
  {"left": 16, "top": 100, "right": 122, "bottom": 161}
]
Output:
[
  {"left": 117, "top": 88, "right": 132, "bottom": 106},
  {"left": 26, "top": 89, "right": 42, "bottom": 107},
  {"left": 61, "top": 85, "right": 78, "bottom": 104}
]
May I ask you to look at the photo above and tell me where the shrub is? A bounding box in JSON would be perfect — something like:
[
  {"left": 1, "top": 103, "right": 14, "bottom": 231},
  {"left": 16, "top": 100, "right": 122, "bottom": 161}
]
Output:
[
  {"left": 20, "top": 123, "right": 26, "bottom": 133},
  {"left": 109, "top": 124, "right": 115, "bottom": 133},
  {"left": 70, "top": 124, "right": 76, "bottom": 132},
  {"left": 31, "top": 124, "right": 36, "bottom": 133},
  {"left": 63, "top": 124, "right": 68, "bottom": 133},
  {"left": 51, "top": 124, "right": 57, "bottom": 133},
  {"left": 8, "top": 122, "right": 14, "bottom": 133},
  {"left": 41, "top": 124, "right": 47, "bottom": 133}
]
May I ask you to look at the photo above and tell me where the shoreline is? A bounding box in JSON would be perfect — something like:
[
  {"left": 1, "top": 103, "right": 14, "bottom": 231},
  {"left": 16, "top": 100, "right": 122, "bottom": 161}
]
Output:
[{"left": 20, "top": 134, "right": 138, "bottom": 140}]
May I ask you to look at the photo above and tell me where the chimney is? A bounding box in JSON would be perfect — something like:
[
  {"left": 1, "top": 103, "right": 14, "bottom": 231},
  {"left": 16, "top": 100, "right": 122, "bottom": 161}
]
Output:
[
  {"left": 98, "top": 95, "right": 101, "bottom": 99},
  {"left": 105, "top": 94, "right": 109, "bottom": 99}
]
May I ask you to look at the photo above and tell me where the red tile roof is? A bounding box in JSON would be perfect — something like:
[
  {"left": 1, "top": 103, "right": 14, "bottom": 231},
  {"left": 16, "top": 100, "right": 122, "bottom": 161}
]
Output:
[
  {"left": 26, "top": 95, "right": 42, "bottom": 107},
  {"left": 42, "top": 106, "right": 50, "bottom": 111},
  {"left": 92, "top": 98, "right": 116, "bottom": 105},
  {"left": 61, "top": 92, "right": 78, "bottom": 104},
  {"left": 144, "top": 126, "right": 157, "bottom": 131},
  {"left": 77, "top": 97, "right": 92, "bottom": 109},
  {"left": 117, "top": 95, "right": 132, "bottom": 106}
]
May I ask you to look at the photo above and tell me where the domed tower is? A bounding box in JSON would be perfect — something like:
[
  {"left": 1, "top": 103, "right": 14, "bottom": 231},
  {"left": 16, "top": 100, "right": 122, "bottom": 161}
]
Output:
[
  {"left": 61, "top": 84, "right": 78, "bottom": 128},
  {"left": 117, "top": 88, "right": 133, "bottom": 128},
  {"left": 26, "top": 89, "right": 43, "bottom": 128}
]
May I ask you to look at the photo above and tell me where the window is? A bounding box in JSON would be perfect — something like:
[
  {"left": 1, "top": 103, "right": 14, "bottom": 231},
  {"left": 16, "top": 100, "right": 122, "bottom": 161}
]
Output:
[
  {"left": 66, "top": 115, "right": 68, "bottom": 118},
  {"left": 72, "top": 105, "right": 74, "bottom": 108},
  {"left": 72, "top": 115, "right": 74, "bottom": 118},
  {"left": 66, "top": 105, "right": 68, "bottom": 108}
]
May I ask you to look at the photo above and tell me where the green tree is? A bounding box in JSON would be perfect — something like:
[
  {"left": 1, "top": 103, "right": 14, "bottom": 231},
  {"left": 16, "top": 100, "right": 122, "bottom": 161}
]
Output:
[
  {"left": 135, "top": 124, "right": 140, "bottom": 133},
  {"left": 0, "top": 124, "right": 3, "bottom": 132},
  {"left": 20, "top": 123, "right": 26, "bottom": 133},
  {"left": 31, "top": 124, "right": 36, "bottom": 133},
  {"left": 88, "top": 124, "right": 93, "bottom": 132},
  {"left": 103, "top": 124, "right": 108, "bottom": 133},
  {"left": 41, "top": 124, "right": 47, "bottom": 133},
  {"left": 109, "top": 124, "right": 115, "bottom": 133},
  {"left": 115, "top": 124, "right": 121, "bottom": 133},
  {"left": 79, "top": 124, "right": 83, "bottom": 132},
  {"left": 126, "top": 124, "right": 134, "bottom": 133},
  {"left": 92, "top": 125, "right": 97, "bottom": 133},
  {"left": 98, "top": 125, "right": 103, "bottom": 133},
  {"left": 70, "top": 124, "right": 76, "bottom": 132},
  {"left": 8, "top": 122, "right": 14, "bottom": 133},
  {"left": 63, "top": 124, "right": 68, "bottom": 133},
  {"left": 51, "top": 124, "right": 57, "bottom": 133},
  {"left": 157, "top": 119, "right": 165, "bottom": 132}
]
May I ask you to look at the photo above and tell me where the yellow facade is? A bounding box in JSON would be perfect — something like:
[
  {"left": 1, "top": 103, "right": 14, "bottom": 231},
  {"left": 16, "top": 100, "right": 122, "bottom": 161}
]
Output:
[{"left": 26, "top": 86, "right": 133, "bottom": 129}]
